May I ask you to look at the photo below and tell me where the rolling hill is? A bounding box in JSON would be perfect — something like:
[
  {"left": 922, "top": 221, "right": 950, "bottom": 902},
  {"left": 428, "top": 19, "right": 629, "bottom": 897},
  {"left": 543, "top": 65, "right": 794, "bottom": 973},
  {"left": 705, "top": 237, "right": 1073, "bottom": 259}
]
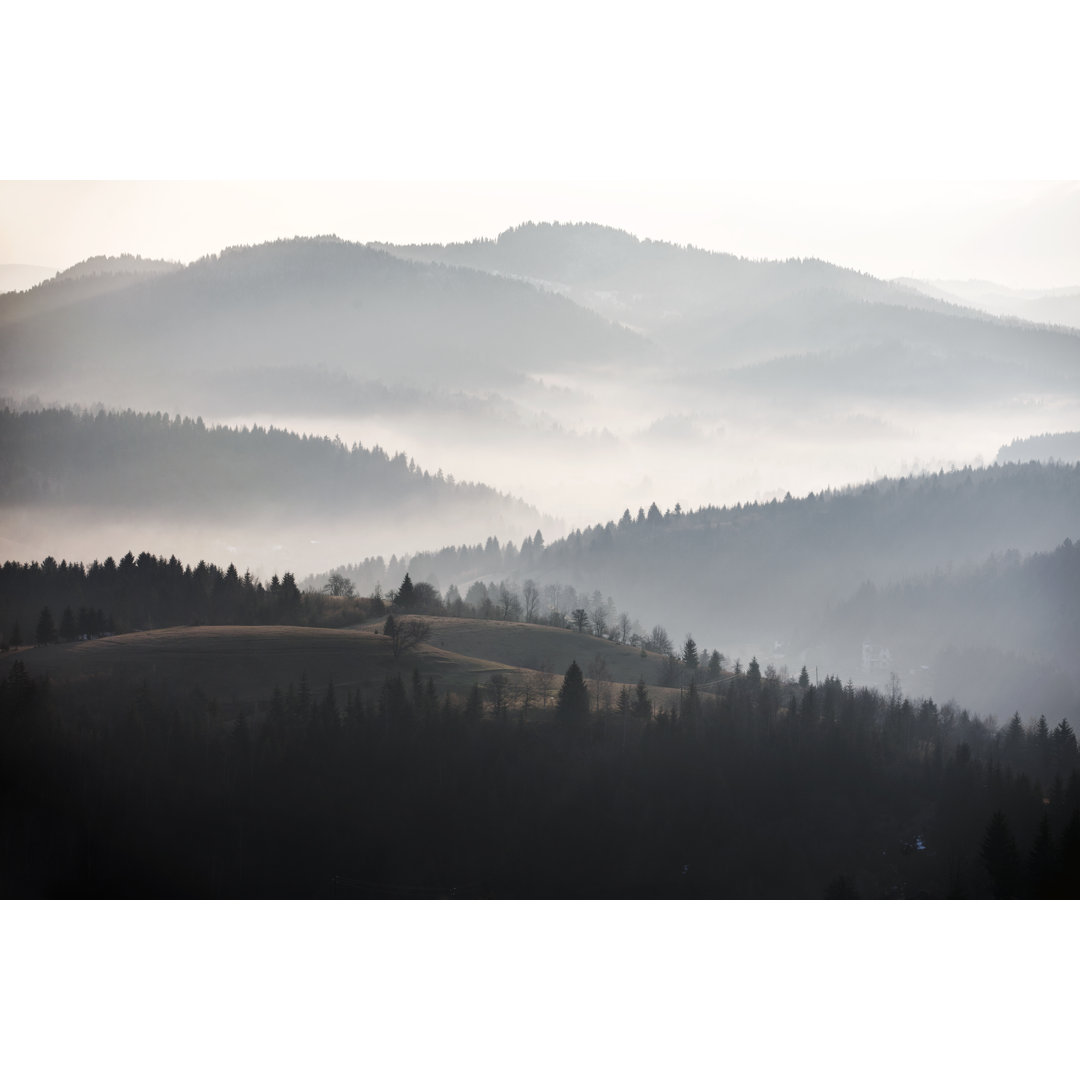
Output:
[
  {"left": 364, "top": 461, "right": 1080, "bottom": 717},
  {"left": 0, "top": 617, "right": 686, "bottom": 715}
]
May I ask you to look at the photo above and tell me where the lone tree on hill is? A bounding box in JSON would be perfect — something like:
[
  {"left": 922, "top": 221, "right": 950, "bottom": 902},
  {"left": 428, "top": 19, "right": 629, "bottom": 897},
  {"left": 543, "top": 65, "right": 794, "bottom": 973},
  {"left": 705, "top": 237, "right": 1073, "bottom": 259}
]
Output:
[
  {"left": 394, "top": 573, "right": 416, "bottom": 611},
  {"left": 556, "top": 660, "right": 590, "bottom": 724},
  {"left": 383, "top": 613, "right": 432, "bottom": 659}
]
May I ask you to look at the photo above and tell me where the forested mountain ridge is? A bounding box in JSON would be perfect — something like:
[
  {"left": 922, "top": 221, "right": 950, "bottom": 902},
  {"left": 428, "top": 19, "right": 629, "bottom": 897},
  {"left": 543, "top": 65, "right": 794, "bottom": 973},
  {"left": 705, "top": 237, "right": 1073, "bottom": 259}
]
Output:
[
  {"left": 4, "top": 225, "right": 1078, "bottom": 527},
  {"left": 0, "top": 407, "right": 554, "bottom": 577},
  {"left": 339, "top": 461, "right": 1080, "bottom": 717},
  {"left": 0, "top": 253, "right": 179, "bottom": 325},
  {"left": 0, "top": 406, "right": 537, "bottom": 513}
]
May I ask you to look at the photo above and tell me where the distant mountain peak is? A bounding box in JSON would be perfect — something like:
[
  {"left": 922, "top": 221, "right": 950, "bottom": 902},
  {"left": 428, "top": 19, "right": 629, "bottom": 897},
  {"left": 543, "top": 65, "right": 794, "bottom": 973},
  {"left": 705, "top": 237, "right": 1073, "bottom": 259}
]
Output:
[
  {"left": 55, "top": 253, "right": 180, "bottom": 282},
  {"left": 496, "top": 220, "right": 641, "bottom": 243}
]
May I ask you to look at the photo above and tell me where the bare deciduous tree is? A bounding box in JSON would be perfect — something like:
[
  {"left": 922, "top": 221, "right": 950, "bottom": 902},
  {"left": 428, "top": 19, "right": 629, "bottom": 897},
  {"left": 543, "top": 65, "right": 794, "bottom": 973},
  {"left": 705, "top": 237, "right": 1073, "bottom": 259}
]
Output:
[
  {"left": 523, "top": 579, "right": 540, "bottom": 622},
  {"left": 383, "top": 614, "right": 433, "bottom": 659},
  {"left": 323, "top": 572, "right": 355, "bottom": 598},
  {"left": 587, "top": 654, "right": 612, "bottom": 713},
  {"left": 589, "top": 591, "right": 609, "bottom": 638}
]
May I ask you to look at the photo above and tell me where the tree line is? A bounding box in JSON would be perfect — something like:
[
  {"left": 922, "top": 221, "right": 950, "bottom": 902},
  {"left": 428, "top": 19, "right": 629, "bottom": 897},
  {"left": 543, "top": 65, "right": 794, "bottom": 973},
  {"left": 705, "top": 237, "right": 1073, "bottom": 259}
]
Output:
[{"left": 0, "top": 552, "right": 311, "bottom": 646}]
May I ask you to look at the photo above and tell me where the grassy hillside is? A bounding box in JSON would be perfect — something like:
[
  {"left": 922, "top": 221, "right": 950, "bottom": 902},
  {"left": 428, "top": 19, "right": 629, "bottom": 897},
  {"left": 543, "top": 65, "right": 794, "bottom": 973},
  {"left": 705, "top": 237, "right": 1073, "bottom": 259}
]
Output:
[
  {"left": 362, "top": 614, "right": 680, "bottom": 691},
  {"left": 0, "top": 626, "right": 509, "bottom": 704},
  {"left": 0, "top": 619, "right": 686, "bottom": 711}
]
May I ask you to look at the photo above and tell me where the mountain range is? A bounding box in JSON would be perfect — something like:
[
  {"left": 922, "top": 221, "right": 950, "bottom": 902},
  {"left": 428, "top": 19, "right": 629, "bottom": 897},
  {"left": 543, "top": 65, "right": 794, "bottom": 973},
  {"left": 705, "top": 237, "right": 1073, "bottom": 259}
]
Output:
[{"left": 5, "top": 224, "right": 1079, "bottom": 528}]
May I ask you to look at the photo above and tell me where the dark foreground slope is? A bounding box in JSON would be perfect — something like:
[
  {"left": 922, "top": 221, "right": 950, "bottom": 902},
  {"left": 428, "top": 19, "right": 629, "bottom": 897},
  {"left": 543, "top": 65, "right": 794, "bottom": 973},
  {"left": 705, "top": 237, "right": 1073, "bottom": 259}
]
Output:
[{"left": 3, "top": 641, "right": 1078, "bottom": 899}]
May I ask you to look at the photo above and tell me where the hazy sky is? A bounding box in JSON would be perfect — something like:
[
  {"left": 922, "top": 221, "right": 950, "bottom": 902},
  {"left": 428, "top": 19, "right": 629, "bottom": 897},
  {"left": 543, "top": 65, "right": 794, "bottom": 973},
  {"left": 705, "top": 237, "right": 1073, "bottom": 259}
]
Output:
[
  {"left": 5, "top": 180, "right": 1080, "bottom": 290},
  {"left": 3, "top": 3, "right": 1079, "bottom": 287}
]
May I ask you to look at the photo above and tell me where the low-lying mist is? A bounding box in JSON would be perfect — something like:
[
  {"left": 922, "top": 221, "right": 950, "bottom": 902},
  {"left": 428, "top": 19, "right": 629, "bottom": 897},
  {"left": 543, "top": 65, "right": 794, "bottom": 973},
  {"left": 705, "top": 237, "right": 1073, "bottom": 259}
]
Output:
[{"left": 209, "top": 388, "right": 1080, "bottom": 532}]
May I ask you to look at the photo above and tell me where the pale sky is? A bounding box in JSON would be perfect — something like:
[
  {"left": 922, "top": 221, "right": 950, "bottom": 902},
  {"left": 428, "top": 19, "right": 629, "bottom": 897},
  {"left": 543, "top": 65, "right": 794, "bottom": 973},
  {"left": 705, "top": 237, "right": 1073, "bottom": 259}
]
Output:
[{"left": 3, "top": 2, "right": 1079, "bottom": 287}]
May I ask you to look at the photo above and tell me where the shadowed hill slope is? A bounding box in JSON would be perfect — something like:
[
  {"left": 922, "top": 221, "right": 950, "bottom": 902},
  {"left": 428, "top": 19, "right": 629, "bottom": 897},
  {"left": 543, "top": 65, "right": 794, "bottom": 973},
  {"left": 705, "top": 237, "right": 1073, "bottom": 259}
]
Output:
[{"left": 0, "top": 619, "right": 685, "bottom": 710}]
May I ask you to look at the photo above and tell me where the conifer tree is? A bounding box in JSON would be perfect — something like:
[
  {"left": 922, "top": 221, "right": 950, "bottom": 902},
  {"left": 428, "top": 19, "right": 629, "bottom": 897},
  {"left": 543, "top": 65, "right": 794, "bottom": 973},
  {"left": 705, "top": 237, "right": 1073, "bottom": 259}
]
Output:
[
  {"left": 556, "top": 660, "right": 589, "bottom": 724},
  {"left": 747, "top": 656, "right": 761, "bottom": 688},
  {"left": 980, "top": 811, "right": 1021, "bottom": 898},
  {"left": 632, "top": 676, "right": 652, "bottom": 721},
  {"left": 396, "top": 572, "right": 416, "bottom": 610},
  {"left": 682, "top": 635, "right": 699, "bottom": 669},
  {"left": 35, "top": 607, "right": 56, "bottom": 646}
]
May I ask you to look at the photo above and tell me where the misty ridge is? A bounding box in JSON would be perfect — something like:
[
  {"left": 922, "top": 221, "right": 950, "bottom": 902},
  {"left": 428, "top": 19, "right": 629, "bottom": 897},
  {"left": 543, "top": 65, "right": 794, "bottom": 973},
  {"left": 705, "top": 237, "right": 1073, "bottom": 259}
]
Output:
[
  {"left": 0, "top": 406, "right": 552, "bottom": 573},
  {"left": 4, "top": 217, "right": 1080, "bottom": 899},
  {"left": 4, "top": 224, "right": 1080, "bottom": 525},
  {"left": 310, "top": 462, "right": 1080, "bottom": 721}
]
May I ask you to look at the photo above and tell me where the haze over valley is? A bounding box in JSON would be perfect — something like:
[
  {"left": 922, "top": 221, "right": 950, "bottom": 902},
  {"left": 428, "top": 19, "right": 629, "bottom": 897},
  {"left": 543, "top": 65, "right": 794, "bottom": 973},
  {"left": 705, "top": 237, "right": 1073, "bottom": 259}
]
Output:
[
  {"left": 5, "top": 194, "right": 1080, "bottom": 900},
  {"left": 5, "top": 222, "right": 1079, "bottom": 544}
]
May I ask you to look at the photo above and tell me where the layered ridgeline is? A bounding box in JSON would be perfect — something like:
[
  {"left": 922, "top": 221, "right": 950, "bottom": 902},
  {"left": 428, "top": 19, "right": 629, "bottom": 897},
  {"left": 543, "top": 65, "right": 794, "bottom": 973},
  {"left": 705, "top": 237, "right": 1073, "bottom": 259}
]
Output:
[
  {"left": 896, "top": 278, "right": 1080, "bottom": 332},
  {"left": 376, "top": 221, "right": 1080, "bottom": 402},
  {"left": 322, "top": 462, "right": 1080, "bottom": 720},
  {"left": 0, "top": 254, "right": 178, "bottom": 318},
  {"left": 0, "top": 407, "right": 553, "bottom": 577},
  {"left": 4, "top": 225, "right": 1079, "bottom": 524},
  {"left": 0, "top": 235, "right": 651, "bottom": 411}
]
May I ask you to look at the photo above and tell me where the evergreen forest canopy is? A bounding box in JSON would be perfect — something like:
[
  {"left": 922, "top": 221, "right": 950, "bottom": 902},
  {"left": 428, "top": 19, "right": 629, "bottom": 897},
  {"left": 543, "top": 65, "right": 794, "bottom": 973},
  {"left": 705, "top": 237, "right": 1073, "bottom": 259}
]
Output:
[
  {"left": 4, "top": 611, "right": 1080, "bottom": 899},
  {"left": 997, "top": 430, "right": 1080, "bottom": 465}
]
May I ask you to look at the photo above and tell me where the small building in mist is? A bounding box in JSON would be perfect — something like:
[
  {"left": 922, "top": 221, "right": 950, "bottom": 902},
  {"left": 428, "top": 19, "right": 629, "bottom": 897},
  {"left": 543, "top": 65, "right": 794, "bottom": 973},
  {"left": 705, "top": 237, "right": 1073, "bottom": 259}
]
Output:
[{"left": 861, "top": 641, "right": 892, "bottom": 673}]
